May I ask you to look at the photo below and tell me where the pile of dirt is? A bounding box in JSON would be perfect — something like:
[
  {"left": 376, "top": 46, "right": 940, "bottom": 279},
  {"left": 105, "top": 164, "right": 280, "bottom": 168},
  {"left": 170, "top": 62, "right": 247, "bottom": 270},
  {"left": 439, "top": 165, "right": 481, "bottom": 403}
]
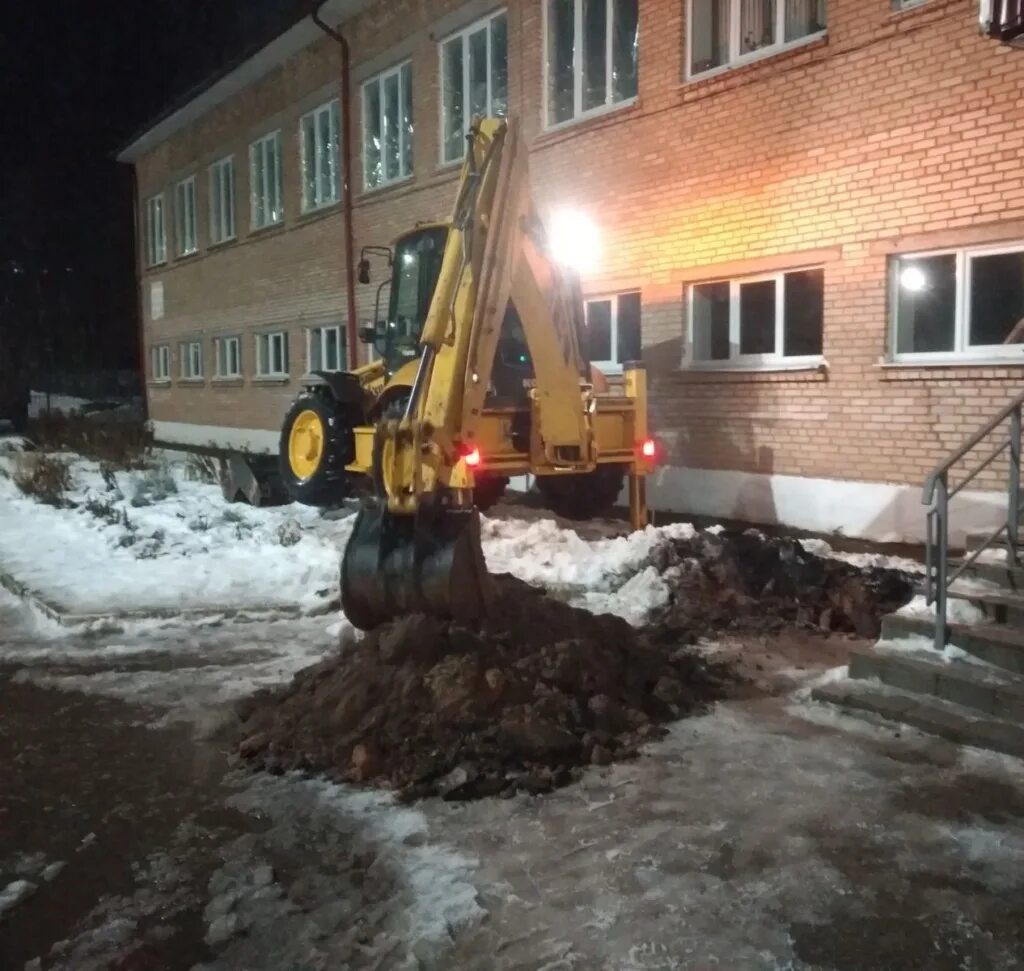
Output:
[
  {"left": 646, "top": 529, "right": 917, "bottom": 640},
  {"left": 236, "top": 574, "right": 733, "bottom": 801}
]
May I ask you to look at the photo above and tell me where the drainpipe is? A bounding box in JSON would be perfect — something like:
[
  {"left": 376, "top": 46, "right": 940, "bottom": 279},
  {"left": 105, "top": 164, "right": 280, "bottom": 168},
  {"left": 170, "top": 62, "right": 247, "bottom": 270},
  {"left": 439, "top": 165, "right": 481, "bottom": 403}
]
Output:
[
  {"left": 312, "top": 1, "right": 359, "bottom": 369},
  {"left": 129, "top": 166, "right": 149, "bottom": 422}
]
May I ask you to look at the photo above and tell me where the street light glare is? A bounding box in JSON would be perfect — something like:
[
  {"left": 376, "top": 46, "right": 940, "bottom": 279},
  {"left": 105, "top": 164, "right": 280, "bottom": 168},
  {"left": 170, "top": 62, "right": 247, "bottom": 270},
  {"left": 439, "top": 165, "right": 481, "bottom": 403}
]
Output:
[
  {"left": 548, "top": 208, "right": 601, "bottom": 274},
  {"left": 900, "top": 265, "right": 928, "bottom": 292}
]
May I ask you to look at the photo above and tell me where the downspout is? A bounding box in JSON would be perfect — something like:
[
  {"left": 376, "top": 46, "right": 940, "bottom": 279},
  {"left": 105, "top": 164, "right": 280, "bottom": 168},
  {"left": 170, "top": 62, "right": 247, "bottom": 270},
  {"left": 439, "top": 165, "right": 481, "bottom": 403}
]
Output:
[
  {"left": 129, "top": 166, "right": 149, "bottom": 422},
  {"left": 312, "top": 1, "right": 359, "bottom": 369}
]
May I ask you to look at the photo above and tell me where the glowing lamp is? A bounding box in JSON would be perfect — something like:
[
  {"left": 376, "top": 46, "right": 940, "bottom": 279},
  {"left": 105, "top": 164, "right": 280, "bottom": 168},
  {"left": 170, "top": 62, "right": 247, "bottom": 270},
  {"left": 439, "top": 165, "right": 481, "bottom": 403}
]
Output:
[
  {"left": 548, "top": 208, "right": 602, "bottom": 274},
  {"left": 900, "top": 265, "right": 928, "bottom": 293}
]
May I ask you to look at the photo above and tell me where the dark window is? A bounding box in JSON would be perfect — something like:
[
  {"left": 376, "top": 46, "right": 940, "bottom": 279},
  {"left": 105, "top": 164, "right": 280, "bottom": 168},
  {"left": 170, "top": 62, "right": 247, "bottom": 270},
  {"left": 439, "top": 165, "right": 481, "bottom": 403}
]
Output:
[
  {"left": 970, "top": 252, "right": 1024, "bottom": 347},
  {"left": 692, "top": 281, "right": 730, "bottom": 361},
  {"left": 895, "top": 254, "right": 957, "bottom": 355},
  {"left": 784, "top": 268, "right": 824, "bottom": 356},
  {"left": 586, "top": 299, "right": 613, "bottom": 362},
  {"left": 739, "top": 279, "right": 776, "bottom": 355}
]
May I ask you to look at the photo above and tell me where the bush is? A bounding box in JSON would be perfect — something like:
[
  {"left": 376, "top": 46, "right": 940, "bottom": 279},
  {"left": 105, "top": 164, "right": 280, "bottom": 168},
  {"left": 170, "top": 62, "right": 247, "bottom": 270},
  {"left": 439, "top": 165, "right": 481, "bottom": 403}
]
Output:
[
  {"left": 130, "top": 464, "right": 178, "bottom": 507},
  {"left": 84, "top": 494, "right": 127, "bottom": 527},
  {"left": 13, "top": 453, "right": 72, "bottom": 507},
  {"left": 27, "top": 413, "right": 150, "bottom": 470},
  {"left": 184, "top": 452, "right": 220, "bottom": 484}
]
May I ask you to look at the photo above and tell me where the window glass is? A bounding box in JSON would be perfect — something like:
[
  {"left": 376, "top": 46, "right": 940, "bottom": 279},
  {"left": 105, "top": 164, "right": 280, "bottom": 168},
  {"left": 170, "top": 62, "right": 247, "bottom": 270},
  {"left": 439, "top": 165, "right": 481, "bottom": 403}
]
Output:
[
  {"left": 401, "top": 63, "right": 413, "bottom": 177},
  {"left": 441, "top": 37, "right": 464, "bottom": 162},
  {"left": 895, "top": 255, "right": 957, "bottom": 355},
  {"left": 468, "top": 26, "right": 489, "bottom": 119},
  {"left": 586, "top": 299, "right": 613, "bottom": 362},
  {"left": 611, "top": 0, "right": 639, "bottom": 102},
  {"left": 491, "top": 14, "right": 509, "bottom": 116},
  {"left": 970, "top": 252, "right": 1024, "bottom": 347},
  {"left": 364, "top": 65, "right": 413, "bottom": 188},
  {"left": 548, "top": 0, "right": 576, "bottom": 125},
  {"left": 582, "top": 0, "right": 608, "bottom": 112},
  {"left": 785, "top": 0, "right": 827, "bottom": 42},
  {"left": 741, "top": 0, "right": 777, "bottom": 54},
  {"left": 691, "top": 0, "right": 729, "bottom": 73},
  {"left": 383, "top": 72, "right": 401, "bottom": 183},
  {"left": 363, "top": 83, "right": 382, "bottom": 188},
  {"left": 783, "top": 268, "right": 824, "bottom": 356},
  {"left": 617, "top": 291, "right": 642, "bottom": 362},
  {"left": 739, "top": 279, "right": 776, "bottom": 355},
  {"left": 692, "top": 281, "right": 730, "bottom": 361}
]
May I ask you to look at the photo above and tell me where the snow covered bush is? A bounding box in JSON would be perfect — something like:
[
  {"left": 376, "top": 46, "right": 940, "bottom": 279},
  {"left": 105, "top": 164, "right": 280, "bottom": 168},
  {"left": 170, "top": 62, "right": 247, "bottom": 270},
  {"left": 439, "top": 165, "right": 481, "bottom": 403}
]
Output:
[
  {"left": 28, "top": 413, "right": 150, "bottom": 469},
  {"left": 185, "top": 452, "right": 220, "bottom": 484},
  {"left": 130, "top": 464, "right": 178, "bottom": 507},
  {"left": 12, "top": 452, "right": 72, "bottom": 507},
  {"left": 276, "top": 519, "right": 303, "bottom": 547}
]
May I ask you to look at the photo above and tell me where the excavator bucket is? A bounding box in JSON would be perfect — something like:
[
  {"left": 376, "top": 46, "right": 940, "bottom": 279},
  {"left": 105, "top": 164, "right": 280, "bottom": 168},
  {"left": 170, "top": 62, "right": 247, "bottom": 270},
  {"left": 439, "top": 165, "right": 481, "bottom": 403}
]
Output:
[{"left": 340, "top": 500, "right": 494, "bottom": 631}]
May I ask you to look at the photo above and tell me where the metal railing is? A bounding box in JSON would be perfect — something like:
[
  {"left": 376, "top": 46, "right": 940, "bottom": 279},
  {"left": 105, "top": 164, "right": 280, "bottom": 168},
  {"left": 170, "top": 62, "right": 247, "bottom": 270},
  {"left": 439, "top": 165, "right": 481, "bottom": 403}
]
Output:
[{"left": 922, "top": 390, "right": 1024, "bottom": 648}]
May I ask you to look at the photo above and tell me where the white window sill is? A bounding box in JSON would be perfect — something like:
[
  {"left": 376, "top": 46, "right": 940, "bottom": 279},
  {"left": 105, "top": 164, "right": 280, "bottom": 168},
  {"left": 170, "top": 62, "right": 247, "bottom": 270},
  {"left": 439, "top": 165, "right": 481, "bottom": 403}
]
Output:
[
  {"left": 683, "top": 357, "right": 827, "bottom": 374},
  {"left": 253, "top": 374, "right": 290, "bottom": 383},
  {"left": 362, "top": 174, "right": 415, "bottom": 197},
  {"left": 250, "top": 218, "right": 285, "bottom": 234},
  {"left": 543, "top": 96, "right": 637, "bottom": 136},
  {"left": 149, "top": 379, "right": 171, "bottom": 386},
  {"left": 883, "top": 356, "right": 1024, "bottom": 368},
  {"left": 300, "top": 199, "right": 340, "bottom": 217},
  {"left": 178, "top": 377, "right": 205, "bottom": 384},
  {"left": 687, "top": 31, "right": 826, "bottom": 83},
  {"left": 209, "top": 236, "right": 237, "bottom": 250},
  {"left": 176, "top": 248, "right": 199, "bottom": 260},
  {"left": 212, "top": 375, "right": 244, "bottom": 384}
]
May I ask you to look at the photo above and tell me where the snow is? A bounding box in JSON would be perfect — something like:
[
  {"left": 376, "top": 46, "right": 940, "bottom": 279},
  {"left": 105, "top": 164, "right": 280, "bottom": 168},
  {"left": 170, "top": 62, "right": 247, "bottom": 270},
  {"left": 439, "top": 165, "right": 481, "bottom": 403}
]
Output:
[
  {"left": 897, "top": 593, "right": 991, "bottom": 625},
  {"left": 0, "top": 879, "right": 37, "bottom": 916},
  {"left": 799, "top": 536, "right": 924, "bottom": 573}
]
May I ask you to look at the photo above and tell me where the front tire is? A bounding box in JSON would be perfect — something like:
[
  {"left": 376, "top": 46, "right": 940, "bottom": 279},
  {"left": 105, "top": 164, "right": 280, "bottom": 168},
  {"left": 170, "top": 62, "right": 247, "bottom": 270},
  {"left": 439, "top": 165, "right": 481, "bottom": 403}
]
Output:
[
  {"left": 536, "top": 464, "right": 626, "bottom": 521},
  {"left": 278, "top": 392, "right": 355, "bottom": 507}
]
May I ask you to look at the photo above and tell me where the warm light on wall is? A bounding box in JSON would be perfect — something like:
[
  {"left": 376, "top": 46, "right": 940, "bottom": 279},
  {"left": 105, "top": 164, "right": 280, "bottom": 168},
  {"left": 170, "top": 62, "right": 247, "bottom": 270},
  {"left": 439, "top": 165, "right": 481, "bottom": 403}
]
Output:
[{"left": 548, "top": 208, "right": 602, "bottom": 274}]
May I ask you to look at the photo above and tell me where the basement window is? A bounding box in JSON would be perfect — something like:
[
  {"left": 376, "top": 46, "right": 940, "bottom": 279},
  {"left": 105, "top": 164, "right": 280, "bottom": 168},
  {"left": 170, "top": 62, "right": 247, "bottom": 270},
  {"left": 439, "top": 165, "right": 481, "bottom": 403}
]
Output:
[
  {"left": 688, "top": 267, "right": 824, "bottom": 368},
  {"left": 688, "top": 0, "right": 827, "bottom": 78},
  {"left": 179, "top": 341, "right": 203, "bottom": 380},
  {"left": 546, "top": 0, "right": 638, "bottom": 127},
  {"left": 209, "top": 156, "right": 236, "bottom": 244},
  {"left": 585, "top": 291, "right": 642, "bottom": 370},
  {"left": 300, "top": 102, "right": 340, "bottom": 211},
  {"left": 214, "top": 336, "right": 242, "bottom": 378},
  {"left": 440, "top": 11, "right": 508, "bottom": 164},
  {"left": 256, "top": 331, "right": 289, "bottom": 377},
  {"left": 150, "top": 345, "right": 170, "bottom": 382},
  {"left": 145, "top": 194, "right": 166, "bottom": 267},
  {"left": 363, "top": 63, "right": 413, "bottom": 190},
  {"left": 891, "top": 244, "right": 1024, "bottom": 362},
  {"left": 174, "top": 176, "right": 197, "bottom": 256},
  {"left": 308, "top": 325, "right": 344, "bottom": 372},
  {"left": 251, "top": 130, "right": 284, "bottom": 228}
]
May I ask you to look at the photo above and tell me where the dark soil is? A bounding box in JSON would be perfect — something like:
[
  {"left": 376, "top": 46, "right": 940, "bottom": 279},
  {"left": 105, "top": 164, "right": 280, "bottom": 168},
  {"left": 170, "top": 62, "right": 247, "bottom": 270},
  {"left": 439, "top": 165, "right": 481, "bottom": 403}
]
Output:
[{"left": 236, "top": 529, "right": 916, "bottom": 801}]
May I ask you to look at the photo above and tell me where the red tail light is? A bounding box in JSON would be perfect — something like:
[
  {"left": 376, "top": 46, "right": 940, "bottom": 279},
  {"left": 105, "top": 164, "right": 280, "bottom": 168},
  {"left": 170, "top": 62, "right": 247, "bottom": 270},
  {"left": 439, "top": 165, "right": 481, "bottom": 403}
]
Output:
[
  {"left": 463, "top": 446, "right": 482, "bottom": 468},
  {"left": 640, "top": 438, "right": 656, "bottom": 460}
]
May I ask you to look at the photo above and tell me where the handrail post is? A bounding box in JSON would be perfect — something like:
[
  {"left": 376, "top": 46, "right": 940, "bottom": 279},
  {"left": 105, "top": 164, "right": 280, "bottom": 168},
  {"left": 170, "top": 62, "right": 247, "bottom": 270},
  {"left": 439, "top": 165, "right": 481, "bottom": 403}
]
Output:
[
  {"left": 936, "top": 473, "right": 949, "bottom": 650},
  {"left": 1009, "top": 405, "right": 1021, "bottom": 566}
]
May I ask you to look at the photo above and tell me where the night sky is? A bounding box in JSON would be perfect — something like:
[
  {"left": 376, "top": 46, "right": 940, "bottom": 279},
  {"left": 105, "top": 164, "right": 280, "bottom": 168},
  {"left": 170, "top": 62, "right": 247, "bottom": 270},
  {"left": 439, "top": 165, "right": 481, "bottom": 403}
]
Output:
[{"left": 0, "top": 0, "right": 308, "bottom": 379}]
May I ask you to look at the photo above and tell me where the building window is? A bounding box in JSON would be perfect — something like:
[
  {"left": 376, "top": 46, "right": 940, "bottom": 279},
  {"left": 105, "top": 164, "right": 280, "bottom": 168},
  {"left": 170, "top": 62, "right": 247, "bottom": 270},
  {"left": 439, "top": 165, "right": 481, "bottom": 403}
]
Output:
[
  {"left": 307, "top": 325, "right": 344, "bottom": 372},
  {"left": 214, "top": 336, "right": 242, "bottom": 378},
  {"left": 585, "top": 292, "right": 642, "bottom": 369},
  {"left": 363, "top": 62, "right": 414, "bottom": 190},
  {"left": 440, "top": 12, "right": 509, "bottom": 164},
  {"left": 546, "top": 0, "right": 638, "bottom": 127},
  {"left": 150, "top": 345, "right": 170, "bottom": 381},
  {"left": 256, "top": 331, "right": 289, "bottom": 377},
  {"left": 146, "top": 194, "right": 166, "bottom": 267},
  {"left": 891, "top": 245, "right": 1024, "bottom": 361},
  {"left": 209, "top": 156, "right": 236, "bottom": 244},
  {"left": 174, "top": 177, "right": 197, "bottom": 256},
  {"left": 688, "top": 0, "right": 827, "bottom": 77},
  {"left": 251, "top": 131, "right": 284, "bottom": 228},
  {"left": 179, "top": 341, "right": 203, "bottom": 379},
  {"left": 300, "top": 102, "right": 340, "bottom": 211},
  {"left": 689, "top": 267, "right": 824, "bottom": 367}
]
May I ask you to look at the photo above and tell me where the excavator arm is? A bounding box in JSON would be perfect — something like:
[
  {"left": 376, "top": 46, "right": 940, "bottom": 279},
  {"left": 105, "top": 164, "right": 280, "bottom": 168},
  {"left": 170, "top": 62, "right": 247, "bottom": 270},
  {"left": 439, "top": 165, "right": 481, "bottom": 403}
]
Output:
[{"left": 341, "top": 118, "right": 606, "bottom": 630}]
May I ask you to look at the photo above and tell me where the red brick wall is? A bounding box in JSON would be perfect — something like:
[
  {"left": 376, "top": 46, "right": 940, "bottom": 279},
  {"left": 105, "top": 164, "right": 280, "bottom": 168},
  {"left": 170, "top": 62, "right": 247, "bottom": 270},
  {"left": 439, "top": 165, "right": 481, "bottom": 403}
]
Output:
[{"left": 135, "top": 0, "right": 1024, "bottom": 494}]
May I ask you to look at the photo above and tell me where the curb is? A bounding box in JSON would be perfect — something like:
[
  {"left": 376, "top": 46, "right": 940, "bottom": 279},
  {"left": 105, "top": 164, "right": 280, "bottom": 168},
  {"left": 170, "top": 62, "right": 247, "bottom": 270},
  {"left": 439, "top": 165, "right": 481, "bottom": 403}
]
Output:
[{"left": 0, "top": 569, "right": 309, "bottom": 629}]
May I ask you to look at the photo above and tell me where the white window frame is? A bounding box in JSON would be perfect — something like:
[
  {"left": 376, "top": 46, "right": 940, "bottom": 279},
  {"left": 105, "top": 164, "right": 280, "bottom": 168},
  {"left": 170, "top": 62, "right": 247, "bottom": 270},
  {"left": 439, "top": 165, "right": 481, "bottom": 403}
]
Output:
[
  {"left": 146, "top": 194, "right": 166, "bottom": 267},
  {"left": 307, "top": 325, "right": 345, "bottom": 372},
  {"left": 300, "top": 102, "right": 341, "bottom": 212},
  {"left": 890, "top": 242, "right": 1024, "bottom": 364},
  {"left": 584, "top": 292, "right": 641, "bottom": 372},
  {"left": 543, "top": 0, "right": 639, "bottom": 129},
  {"left": 179, "top": 340, "right": 203, "bottom": 379},
  {"left": 250, "top": 131, "right": 284, "bottom": 229},
  {"left": 438, "top": 10, "right": 509, "bottom": 165},
  {"left": 685, "top": 0, "right": 828, "bottom": 80},
  {"left": 362, "top": 62, "right": 414, "bottom": 190},
  {"left": 256, "top": 331, "right": 289, "bottom": 377},
  {"left": 209, "top": 156, "right": 236, "bottom": 244},
  {"left": 150, "top": 345, "right": 170, "bottom": 382},
  {"left": 686, "top": 267, "right": 825, "bottom": 370},
  {"left": 214, "top": 336, "right": 242, "bottom": 378},
  {"left": 174, "top": 177, "right": 197, "bottom": 256}
]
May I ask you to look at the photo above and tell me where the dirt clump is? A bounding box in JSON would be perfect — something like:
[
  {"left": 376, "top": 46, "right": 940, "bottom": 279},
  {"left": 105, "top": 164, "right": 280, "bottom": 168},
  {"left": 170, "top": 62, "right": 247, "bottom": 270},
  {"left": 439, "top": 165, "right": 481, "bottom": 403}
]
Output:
[
  {"left": 646, "top": 529, "right": 916, "bottom": 640},
  {"left": 236, "top": 575, "right": 733, "bottom": 801}
]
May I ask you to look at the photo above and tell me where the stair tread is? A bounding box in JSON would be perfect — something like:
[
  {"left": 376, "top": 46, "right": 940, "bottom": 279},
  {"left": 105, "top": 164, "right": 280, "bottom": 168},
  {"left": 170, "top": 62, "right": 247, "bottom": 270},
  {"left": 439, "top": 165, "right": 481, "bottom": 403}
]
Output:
[
  {"left": 859, "top": 645, "right": 1024, "bottom": 692},
  {"left": 813, "top": 679, "right": 1024, "bottom": 758},
  {"left": 946, "top": 584, "right": 1024, "bottom": 606},
  {"left": 887, "top": 612, "right": 1024, "bottom": 648}
]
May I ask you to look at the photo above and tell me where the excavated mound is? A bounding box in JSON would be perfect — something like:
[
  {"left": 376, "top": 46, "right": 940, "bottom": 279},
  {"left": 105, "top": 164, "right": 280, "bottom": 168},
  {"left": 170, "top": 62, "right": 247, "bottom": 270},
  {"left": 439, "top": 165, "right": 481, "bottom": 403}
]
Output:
[
  {"left": 236, "top": 574, "right": 733, "bottom": 801},
  {"left": 236, "top": 529, "right": 916, "bottom": 801}
]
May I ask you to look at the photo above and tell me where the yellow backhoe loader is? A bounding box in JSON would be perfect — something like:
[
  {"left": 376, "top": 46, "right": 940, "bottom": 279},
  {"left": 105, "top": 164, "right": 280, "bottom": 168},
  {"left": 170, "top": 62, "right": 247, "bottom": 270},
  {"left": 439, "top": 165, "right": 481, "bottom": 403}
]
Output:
[{"left": 279, "top": 117, "right": 655, "bottom": 629}]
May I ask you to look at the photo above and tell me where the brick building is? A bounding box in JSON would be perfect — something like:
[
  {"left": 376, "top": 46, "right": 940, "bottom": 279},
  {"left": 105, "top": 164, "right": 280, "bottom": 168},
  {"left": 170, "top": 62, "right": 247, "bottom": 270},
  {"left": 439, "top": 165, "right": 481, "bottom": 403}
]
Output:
[{"left": 118, "top": 0, "right": 1024, "bottom": 542}]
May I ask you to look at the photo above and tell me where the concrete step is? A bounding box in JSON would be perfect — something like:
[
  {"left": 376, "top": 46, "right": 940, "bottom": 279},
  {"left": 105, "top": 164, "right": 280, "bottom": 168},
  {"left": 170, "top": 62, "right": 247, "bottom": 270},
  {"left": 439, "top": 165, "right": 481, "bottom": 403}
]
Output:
[
  {"left": 964, "top": 529, "right": 1023, "bottom": 555},
  {"left": 848, "top": 647, "right": 1024, "bottom": 724},
  {"left": 948, "top": 557, "right": 1024, "bottom": 591},
  {"left": 946, "top": 584, "right": 1024, "bottom": 626},
  {"left": 812, "top": 680, "right": 1024, "bottom": 759},
  {"left": 882, "top": 613, "right": 1024, "bottom": 675}
]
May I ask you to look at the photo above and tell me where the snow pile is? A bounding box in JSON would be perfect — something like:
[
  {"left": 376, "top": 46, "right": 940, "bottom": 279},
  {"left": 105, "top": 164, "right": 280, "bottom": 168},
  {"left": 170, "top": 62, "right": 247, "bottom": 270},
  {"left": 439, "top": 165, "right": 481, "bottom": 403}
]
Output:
[
  {"left": 0, "top": 454, "right": 352, "bottom": 616},
  {"left": 897, "top": 594, "right": 990, "bottom": 626}
]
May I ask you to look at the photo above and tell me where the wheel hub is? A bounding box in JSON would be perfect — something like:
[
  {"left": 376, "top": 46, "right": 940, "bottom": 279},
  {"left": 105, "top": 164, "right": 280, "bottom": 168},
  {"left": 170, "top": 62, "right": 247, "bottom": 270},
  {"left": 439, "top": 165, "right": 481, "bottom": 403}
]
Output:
[{"left": 288, "top": 409, "right": 325, "bottom": 480}]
